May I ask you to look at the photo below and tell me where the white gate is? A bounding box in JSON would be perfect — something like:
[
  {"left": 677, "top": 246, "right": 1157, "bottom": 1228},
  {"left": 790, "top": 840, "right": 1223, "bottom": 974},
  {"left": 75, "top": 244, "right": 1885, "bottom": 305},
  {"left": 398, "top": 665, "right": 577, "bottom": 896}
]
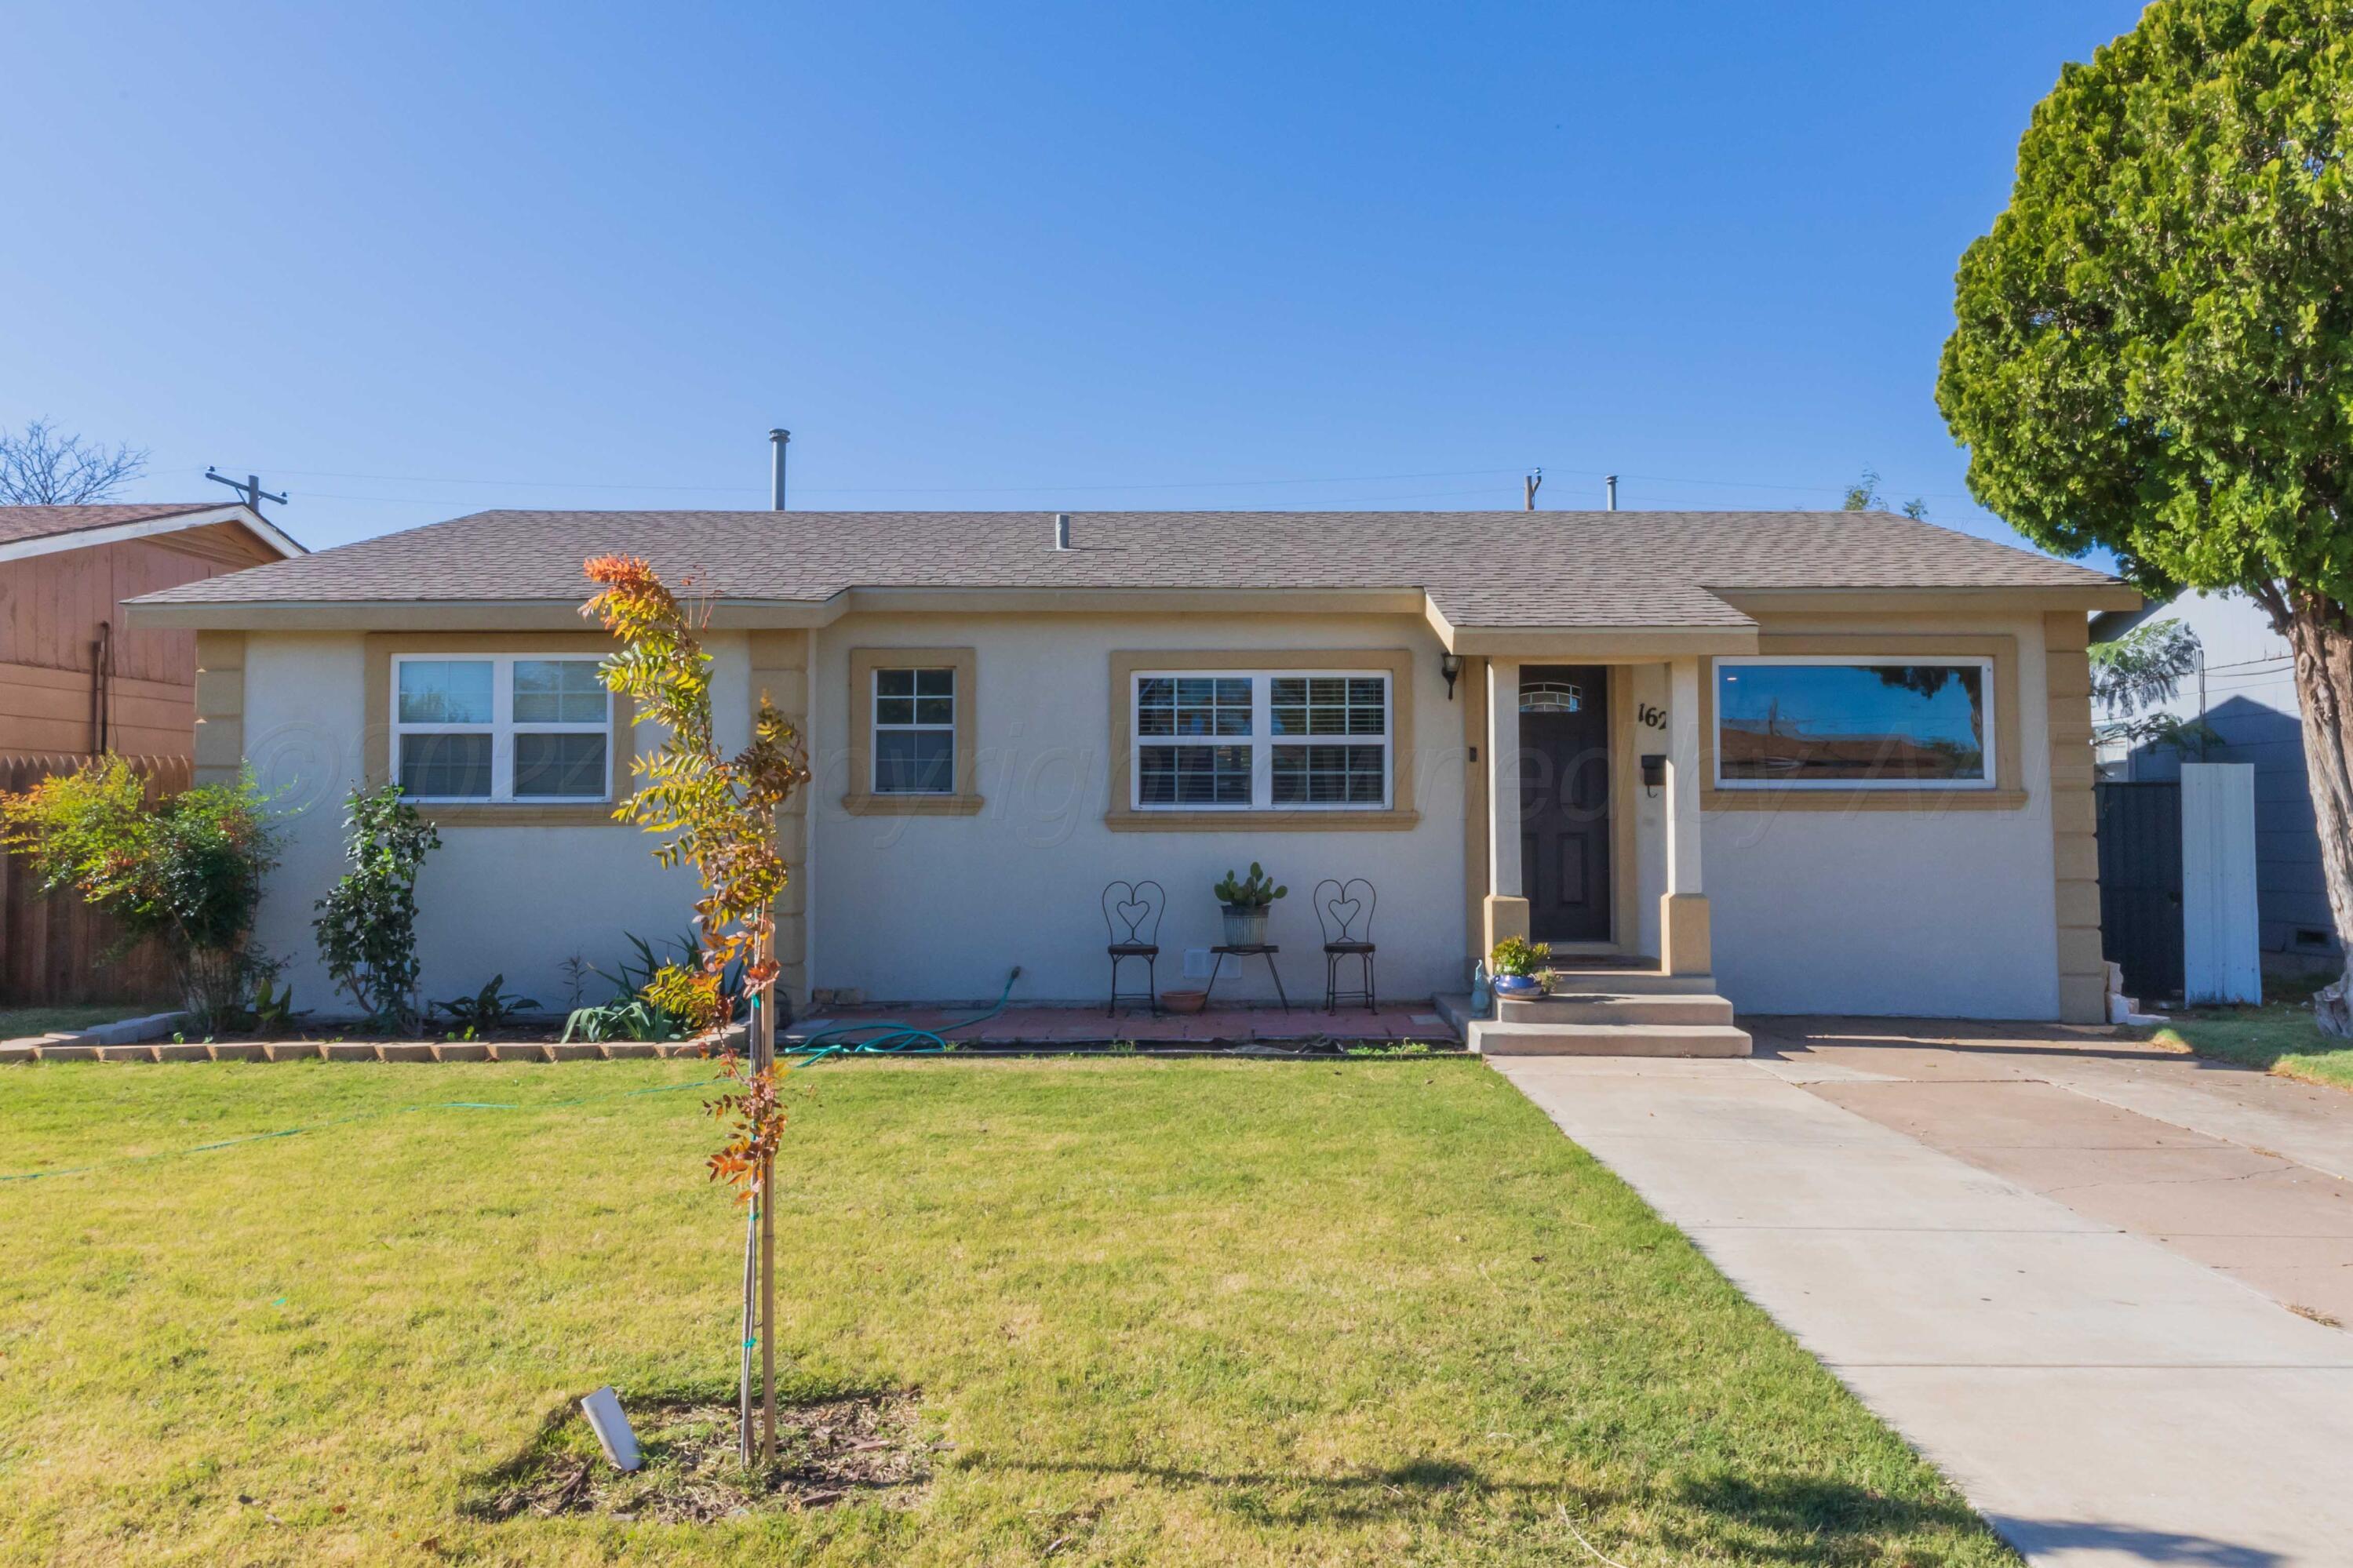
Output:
[{"left": 2180, "top": 763, "right": 2262, "bottom": 1005}]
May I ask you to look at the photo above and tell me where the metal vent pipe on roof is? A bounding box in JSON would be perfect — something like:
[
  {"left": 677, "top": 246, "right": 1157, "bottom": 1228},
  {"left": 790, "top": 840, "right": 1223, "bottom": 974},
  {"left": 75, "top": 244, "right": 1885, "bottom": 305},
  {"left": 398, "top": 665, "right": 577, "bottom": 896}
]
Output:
[
  {"left": 1605, "top": 475, "right": 1618, "bottom": 511},
  {"left": 1054, "top": 512, "right": 1072, "bottom": 550},
  {"left": 770, "top": 429, "right": 791, "bottom": 511}
]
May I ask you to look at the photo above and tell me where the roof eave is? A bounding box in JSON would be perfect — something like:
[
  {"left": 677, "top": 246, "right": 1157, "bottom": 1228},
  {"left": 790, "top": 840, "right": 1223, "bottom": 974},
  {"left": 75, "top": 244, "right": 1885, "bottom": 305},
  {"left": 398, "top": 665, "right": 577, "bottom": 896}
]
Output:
[
  {"left": 1712, "top": 584, "right": 2142, "bottom": 614},
  {"left": 0, "top": 504, "right": 304, "bottom": 564}
]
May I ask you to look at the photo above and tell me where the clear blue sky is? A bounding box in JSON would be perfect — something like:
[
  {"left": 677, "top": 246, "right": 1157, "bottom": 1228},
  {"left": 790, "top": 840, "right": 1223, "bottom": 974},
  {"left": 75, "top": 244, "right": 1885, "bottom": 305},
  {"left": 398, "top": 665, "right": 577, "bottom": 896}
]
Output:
[{"left": 5, "top": 1, "right": 2148, "bottom": 555}]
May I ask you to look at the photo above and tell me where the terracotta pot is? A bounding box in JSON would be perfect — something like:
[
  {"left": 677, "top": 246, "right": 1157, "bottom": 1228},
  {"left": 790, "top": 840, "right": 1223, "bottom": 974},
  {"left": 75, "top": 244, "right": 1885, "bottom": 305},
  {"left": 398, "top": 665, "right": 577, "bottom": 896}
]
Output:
[{"left": 1160, "top": 989, "right": 1207, "bottom": 1014}]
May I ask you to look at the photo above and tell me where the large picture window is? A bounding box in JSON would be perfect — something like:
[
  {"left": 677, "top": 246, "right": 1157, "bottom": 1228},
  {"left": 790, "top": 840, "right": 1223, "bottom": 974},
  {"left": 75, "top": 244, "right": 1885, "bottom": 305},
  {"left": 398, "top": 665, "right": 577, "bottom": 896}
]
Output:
[
  {"left": 392, "top": 654, "right": 611, "bottom": 802},
  {"left": 1132, "top": 671, "right": 1391, "bottom": 809},
  {"left": 1714, "top": 657, "right": 1993, "bottom": 788}
]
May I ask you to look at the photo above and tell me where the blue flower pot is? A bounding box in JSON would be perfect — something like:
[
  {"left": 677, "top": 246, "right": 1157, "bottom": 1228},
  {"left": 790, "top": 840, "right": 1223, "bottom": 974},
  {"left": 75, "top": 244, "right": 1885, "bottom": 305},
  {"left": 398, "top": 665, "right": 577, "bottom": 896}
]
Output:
[{"left": 1492, "top": 973, "right": 1543, "bottom": 1000}]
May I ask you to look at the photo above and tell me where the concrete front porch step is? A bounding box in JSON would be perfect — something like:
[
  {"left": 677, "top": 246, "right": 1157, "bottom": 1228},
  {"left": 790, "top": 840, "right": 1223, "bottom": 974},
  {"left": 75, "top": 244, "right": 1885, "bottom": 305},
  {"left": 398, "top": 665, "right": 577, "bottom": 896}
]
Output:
[
  {"left": 1434, "top": 994, "right": 1751, "bottom": 1057},
  {"left": 1499, "top": 991, "right": 1736, "bottom": 1026},
  {"left": 1542, "top": 967, "right": 1724, "bottom": 996},
  {"left": 1474, "top": 1020, "right": 1754, "bottom": 1057}
]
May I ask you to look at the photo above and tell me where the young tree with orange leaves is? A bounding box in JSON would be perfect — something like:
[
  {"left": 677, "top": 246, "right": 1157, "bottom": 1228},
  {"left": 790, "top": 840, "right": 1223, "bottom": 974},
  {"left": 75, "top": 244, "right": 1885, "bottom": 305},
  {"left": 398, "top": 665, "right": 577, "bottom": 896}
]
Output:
[{"left": 583, "top": 555, "right": 809, "bottom": 1468}]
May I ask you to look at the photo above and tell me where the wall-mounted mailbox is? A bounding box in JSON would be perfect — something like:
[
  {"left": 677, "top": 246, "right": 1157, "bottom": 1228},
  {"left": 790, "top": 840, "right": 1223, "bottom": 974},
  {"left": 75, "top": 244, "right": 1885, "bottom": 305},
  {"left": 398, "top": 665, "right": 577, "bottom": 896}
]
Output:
[{"left": 1640, "top": 754, "right": 1666, "bottom": 793}]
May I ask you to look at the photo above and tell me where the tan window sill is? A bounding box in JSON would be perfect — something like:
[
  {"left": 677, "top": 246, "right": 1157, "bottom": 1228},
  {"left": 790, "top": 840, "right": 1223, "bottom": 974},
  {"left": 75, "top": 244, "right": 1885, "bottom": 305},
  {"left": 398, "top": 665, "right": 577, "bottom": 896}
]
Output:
[
  {"left": 1105, "top": 808, "right": 1422, "bottom": 833},
  {"left": 1700, "top": 788, "right": 2028, "bottom": 813},
  {"left": 413, "top": 802, "right": 625, "bottom": 827},
  {"left": 842, "top": 792, "right": 986, "bottom": 817}
]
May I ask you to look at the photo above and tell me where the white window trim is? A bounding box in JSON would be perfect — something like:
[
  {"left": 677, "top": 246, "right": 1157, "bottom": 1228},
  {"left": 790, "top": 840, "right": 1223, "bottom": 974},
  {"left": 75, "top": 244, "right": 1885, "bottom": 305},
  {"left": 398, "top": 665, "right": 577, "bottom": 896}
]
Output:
[
  {"left": 390, "top": 653, "right": 613, "bottom": 804},
  {"left": 1712, "top": 653, "right": 1998, "bottom": 791},
  {"left": 870, "top": 664, "right": 957, "bottom": 795},
  {"left": 1129, "top": 670, "right": 1393, "bottom": 812}
]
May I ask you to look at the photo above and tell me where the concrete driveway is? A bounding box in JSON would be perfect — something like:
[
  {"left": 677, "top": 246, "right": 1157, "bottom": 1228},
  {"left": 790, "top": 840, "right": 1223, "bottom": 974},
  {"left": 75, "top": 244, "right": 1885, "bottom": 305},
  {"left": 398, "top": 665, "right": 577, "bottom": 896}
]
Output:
[{"left": 1495, "top": 1019, "right": 2353, "bottom": 1568}]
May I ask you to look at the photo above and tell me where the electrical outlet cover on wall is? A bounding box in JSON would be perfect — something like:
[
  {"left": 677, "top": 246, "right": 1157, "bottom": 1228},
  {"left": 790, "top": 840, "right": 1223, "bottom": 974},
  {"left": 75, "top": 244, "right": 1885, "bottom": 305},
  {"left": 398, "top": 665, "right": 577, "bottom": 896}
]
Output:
[{"left": 1182, "top": 948, "right": 1212, "bottom": 979}]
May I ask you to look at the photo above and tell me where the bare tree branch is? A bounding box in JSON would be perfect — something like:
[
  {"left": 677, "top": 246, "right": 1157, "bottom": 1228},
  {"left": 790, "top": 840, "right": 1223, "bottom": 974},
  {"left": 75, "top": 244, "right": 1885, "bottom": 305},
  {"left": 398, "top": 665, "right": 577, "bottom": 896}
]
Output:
[{"left": 0, "top": 419, "right": 149, "bottom": 504}]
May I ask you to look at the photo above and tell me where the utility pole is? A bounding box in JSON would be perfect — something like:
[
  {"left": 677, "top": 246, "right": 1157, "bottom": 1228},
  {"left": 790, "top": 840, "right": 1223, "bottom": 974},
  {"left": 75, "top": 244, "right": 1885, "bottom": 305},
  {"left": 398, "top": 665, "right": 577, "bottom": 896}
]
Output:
[
  {"left": 205, "top": 467, "right": 288, "bottom": 510},
  {"left": 1524, "top": 468, "right": 1543, "bottom": 511},
  {"left": 2198, "top": 647, "right": 2209, "bottom": 760}
]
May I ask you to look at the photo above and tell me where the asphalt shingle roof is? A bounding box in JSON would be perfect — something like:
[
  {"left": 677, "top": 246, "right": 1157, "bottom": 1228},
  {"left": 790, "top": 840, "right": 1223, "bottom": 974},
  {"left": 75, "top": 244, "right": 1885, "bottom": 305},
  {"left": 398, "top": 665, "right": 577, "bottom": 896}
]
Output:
[
  {"left": 133, "top": 509, "right": 2121, "bottom": 628},
  {"left": 0, "top": 502, "right": 224, "bottom": 547}
]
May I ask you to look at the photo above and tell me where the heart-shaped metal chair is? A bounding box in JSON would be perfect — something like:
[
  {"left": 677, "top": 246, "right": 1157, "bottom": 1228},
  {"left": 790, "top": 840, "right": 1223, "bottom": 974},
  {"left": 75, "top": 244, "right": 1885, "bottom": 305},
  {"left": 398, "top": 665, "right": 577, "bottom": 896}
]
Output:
[
  {"left": 1102, "top": 879, "right": 1166, "bottom": 1017},
  {"left": 1313, "top": 878, "right": 1378, "bottom": 1012}
]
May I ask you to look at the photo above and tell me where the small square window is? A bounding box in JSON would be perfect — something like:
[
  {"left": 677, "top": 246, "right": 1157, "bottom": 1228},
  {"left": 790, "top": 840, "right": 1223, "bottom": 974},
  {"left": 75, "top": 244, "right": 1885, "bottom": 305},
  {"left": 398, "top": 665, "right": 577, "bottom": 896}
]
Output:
[
  {"left": 399, "top": 733, "right": 493, "bottom": 799},
  {"left": 398, "top": 660, "right": 493, "bottom": 725},
  {"left": 876, "top": 729, "right": 954, "bottom": 794},
  {"left": 514, "top": 660, "right": 608, "bottom": 724},
  {"left": 515, "top": 733, "right": 608, "bottom": 798}
]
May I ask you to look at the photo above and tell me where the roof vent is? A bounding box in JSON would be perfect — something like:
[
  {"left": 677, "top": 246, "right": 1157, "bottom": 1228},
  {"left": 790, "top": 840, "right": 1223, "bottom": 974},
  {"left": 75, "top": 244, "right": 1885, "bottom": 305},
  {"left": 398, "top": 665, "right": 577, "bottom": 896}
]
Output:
[{"left": 1054, "top": 512, "right": 1072, "bottom": 551}]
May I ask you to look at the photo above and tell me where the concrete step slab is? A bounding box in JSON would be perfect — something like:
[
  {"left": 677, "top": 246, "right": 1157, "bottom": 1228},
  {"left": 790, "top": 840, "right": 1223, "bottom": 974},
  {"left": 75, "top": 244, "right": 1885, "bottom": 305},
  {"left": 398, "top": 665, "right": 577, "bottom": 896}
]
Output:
[
  {"left": 1545, "top": 967, "right": 1724, "bottom": 995},
  {"left": 1499, "top": 991, "right": 1736, "bottom": 1026},
  {"left": 1470, "top": 1020, "right": 1754, "bottom": 1057}
]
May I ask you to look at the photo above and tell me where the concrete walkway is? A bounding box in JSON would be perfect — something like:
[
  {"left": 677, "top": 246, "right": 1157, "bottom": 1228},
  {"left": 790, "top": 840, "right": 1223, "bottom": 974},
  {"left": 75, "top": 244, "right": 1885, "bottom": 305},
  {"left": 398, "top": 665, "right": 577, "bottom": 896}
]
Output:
[{"left": 1495, "top": 1020, "right": 2353, "bottom": 1568}]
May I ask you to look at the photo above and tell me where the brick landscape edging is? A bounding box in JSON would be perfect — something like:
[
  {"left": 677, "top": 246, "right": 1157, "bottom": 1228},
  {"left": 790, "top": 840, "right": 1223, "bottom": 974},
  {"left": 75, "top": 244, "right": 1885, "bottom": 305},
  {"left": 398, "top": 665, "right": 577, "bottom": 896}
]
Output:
[{"left": 0, "top": 1020, "right": 747, "bottom": 1065}]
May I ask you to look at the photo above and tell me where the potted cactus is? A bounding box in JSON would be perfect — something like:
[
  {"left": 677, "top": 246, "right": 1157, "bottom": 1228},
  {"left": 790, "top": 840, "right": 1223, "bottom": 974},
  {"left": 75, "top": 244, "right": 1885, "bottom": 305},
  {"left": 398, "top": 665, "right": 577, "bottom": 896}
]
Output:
[
  {"left": 1489, "top": 936, "right": 1552, "bottom": 1000},
  {"left": 1213, "top": 862, "right": 1287, "bottom": 947}
]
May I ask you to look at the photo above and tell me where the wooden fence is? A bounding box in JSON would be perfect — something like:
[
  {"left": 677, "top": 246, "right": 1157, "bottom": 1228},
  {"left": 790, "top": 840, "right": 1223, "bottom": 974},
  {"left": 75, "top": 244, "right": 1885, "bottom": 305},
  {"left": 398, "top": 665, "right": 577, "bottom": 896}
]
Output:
[{"left": 1, "top": 753, "right": 191, "bottom": 1008}]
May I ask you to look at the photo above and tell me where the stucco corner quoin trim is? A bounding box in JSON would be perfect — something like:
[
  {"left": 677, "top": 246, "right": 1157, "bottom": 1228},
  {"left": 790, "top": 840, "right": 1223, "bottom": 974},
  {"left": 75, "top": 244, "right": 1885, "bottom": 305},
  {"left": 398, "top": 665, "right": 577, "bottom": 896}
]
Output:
[
  {"left": 1694, "top": 633, "right": 2027, "bottom": 812},
  {"left": 2045, "top": 612, "right": 2107, "bottom": 1024},
  {"left": 192, "top": 631, "right": 246, "bottom": 786},
  {"left": 842, "top": 646, "right": 985, "bottom": 817},
  {"left": 360, "top": 631, "right": 636, "bottom": 828},
  {"left": 1102, "top": 649, "right": 1422, "bottom": 832}
]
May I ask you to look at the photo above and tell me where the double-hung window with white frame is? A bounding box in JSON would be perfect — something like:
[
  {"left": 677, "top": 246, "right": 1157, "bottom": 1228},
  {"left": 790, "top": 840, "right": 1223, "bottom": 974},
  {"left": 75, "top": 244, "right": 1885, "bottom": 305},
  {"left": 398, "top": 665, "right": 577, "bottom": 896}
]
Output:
[
  {"left": 1131, "top": 670, "right": 1392, "bottom": 810},
  {"left": 392, "top": 654, "right": 612, "bottom": 802},
  {"left": 871, "top": 666, "right": 957, "bottom": 795}
]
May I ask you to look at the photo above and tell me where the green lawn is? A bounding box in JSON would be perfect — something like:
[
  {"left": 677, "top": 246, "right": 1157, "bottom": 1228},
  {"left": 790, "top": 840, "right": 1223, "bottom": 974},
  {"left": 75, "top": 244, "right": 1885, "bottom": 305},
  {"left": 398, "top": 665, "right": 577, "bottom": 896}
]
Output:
[
  {"left": 2151, "top": 979, "right": 2353, "bottom": 1090},
  {"left": 0, "top": 1058, "right": 2012, "bottom": 1566},
  {"left": 0, "top": 1003, "right": 153, "bottom": 1040}
]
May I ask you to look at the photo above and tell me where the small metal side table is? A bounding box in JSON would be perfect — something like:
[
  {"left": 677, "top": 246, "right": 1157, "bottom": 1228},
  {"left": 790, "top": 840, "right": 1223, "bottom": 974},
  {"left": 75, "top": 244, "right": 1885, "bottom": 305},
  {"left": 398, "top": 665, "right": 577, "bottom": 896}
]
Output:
[{"left": 1203, "top": 945, "right": 1290, "bottom": 1012}]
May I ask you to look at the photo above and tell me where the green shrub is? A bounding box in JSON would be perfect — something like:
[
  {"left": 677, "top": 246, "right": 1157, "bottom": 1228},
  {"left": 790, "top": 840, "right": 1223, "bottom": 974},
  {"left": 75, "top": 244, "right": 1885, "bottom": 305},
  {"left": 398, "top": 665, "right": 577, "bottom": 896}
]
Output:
[
  {"left": 313, "top": 784, "right": 439, "bottom": 1032},
  {"left": 1489, "top": 936, "right": 1551, "bottom": 978},
  {"left": 435, "top": 974, "right": 540, "bottom": 1032},
  {"left": 0, "top": 756, "right": 279, "bottom": 1029},
  {"left": 561, "top": 930, "right": 742, "bottom": 1043}
]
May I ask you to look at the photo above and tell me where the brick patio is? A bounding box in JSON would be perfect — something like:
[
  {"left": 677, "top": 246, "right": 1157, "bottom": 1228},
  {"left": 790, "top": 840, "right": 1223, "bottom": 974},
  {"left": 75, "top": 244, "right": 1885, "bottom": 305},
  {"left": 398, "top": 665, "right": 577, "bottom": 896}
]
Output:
[{"left": 783, "top": 1002, "right": 1456, "bottom": 1046}]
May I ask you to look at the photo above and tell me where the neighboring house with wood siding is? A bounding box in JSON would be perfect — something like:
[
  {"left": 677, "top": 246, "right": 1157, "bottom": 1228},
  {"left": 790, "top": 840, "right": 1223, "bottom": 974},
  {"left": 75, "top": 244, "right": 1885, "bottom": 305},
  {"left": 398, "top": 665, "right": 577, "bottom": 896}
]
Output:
[
  {"left": 0, "top": 504, "right": 304, "bottom": 758},
  {"left": 127, "top": 508, "right": 2133, "bottom": 1035}
]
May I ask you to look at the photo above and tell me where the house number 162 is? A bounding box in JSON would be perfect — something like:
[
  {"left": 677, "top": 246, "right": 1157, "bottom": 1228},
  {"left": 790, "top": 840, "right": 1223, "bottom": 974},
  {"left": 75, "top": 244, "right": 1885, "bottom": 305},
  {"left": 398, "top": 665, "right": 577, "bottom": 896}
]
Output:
[{"left": 1636, "top": 703, "right": 1666, "bottom": 729}]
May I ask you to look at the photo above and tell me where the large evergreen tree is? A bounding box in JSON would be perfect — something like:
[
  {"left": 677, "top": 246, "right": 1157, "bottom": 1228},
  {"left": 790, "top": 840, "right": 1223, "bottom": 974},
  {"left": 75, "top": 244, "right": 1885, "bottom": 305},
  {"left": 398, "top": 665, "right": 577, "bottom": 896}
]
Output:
[{"left": 1940, "top": 0, "right": 2353, "bottom": 1028}]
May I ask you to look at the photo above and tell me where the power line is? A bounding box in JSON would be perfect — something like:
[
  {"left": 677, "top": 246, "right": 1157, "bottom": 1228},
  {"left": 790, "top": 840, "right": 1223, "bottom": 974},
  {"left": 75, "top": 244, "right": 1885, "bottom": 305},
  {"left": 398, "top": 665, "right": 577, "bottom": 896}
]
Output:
[
  {"left": 185, "top": 462, "right": 1535, "bottom": 498},
  {"left": 184, "top": 458, "right": 1990, "bottom": 508}
]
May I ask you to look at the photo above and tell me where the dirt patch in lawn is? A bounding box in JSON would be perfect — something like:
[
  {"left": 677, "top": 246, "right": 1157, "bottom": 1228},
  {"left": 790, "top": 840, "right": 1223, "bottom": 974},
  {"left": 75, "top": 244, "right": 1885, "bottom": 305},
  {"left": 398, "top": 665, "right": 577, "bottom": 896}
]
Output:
[{"left": 464, "top": 1390, "right": 934, "bottom": 1523}]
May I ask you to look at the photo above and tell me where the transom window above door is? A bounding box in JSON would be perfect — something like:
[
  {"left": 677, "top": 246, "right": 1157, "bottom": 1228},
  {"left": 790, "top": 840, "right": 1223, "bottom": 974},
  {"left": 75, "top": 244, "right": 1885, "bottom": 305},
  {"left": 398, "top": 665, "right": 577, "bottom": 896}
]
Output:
[
  {"left": 1131, "top": 671, "right": 1392, "bottom": 809},
  {"left": 392, "top": 655, "right": 611, "bottom": 802}
]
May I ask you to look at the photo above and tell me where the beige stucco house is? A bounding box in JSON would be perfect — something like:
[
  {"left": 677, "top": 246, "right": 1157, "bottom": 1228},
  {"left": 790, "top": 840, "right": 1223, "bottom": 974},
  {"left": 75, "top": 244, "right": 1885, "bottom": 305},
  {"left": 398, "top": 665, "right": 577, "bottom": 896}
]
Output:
[{"left": 126, "top": 508, "right": 2136, "bottom": 1035}]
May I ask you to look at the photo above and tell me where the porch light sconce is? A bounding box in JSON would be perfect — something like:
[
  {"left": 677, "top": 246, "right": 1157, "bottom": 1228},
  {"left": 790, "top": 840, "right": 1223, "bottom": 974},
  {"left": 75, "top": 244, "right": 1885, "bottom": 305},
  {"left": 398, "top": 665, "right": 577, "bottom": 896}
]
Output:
[
  {"left": 1640, "top": 753, "right": 1666, "bottom": 795},
  {"left": 1441, "top": 653, "right": 1462, "bottom": 700}
]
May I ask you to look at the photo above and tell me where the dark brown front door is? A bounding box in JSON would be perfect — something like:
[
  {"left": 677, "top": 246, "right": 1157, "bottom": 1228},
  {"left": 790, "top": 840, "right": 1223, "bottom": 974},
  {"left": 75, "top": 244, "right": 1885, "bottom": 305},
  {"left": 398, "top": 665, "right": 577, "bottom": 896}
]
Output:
[{"left": 1519, "top": 664, "right": 1612, "bottom": 943}]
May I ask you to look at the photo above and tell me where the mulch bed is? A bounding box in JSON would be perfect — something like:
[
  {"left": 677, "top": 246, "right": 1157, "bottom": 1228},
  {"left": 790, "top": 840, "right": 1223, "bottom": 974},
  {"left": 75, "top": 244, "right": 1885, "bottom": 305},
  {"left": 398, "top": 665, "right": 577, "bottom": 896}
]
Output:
[{"left": 468, "top": 1391, "right": 934, "bottom": 1523}]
